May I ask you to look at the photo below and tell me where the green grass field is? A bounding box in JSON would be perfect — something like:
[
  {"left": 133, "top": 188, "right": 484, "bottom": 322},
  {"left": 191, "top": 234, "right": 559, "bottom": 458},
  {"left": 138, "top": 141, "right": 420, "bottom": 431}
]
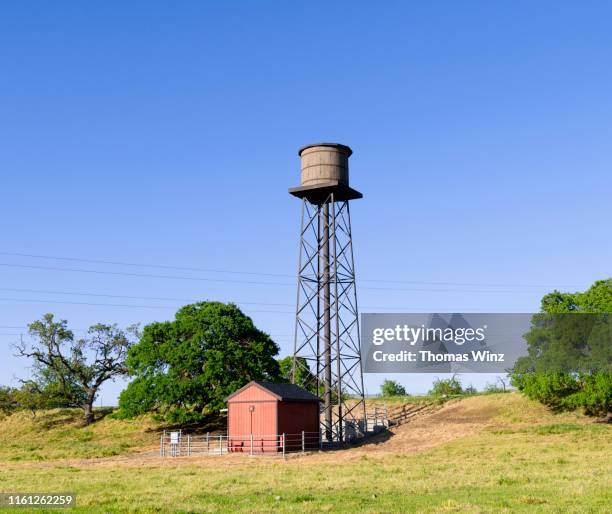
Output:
[{"left": 0, "top": 394, "right": 610, "bottom": 513}]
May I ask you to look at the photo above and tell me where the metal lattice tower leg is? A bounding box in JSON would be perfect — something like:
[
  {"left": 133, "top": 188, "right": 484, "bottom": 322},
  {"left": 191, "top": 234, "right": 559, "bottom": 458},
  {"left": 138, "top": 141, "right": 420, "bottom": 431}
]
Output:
[{"left": 291, "top": 193, "right": 366, "bottom": 444}]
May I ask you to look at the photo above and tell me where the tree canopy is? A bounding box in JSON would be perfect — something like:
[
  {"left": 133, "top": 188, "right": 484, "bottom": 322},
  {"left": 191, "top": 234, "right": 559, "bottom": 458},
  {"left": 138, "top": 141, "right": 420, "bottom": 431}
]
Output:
[
  {"left": 118, "top": 302, "right": 281, "bottom": 422},
  {"left": 540, "top": 279, "right": 612, "bottom": 313},
  {"left": 511, "top": 279, "right": 612, "bottom": 418},
  {"left": 381, "top": 379, "right": 407, "bottom": 397}
]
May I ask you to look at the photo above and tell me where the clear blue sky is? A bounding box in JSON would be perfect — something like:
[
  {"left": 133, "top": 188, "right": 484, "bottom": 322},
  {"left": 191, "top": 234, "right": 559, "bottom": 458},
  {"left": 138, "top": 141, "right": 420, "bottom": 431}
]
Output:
[{"left": 1, "top": 1, "right": 611, "bottom": 403}]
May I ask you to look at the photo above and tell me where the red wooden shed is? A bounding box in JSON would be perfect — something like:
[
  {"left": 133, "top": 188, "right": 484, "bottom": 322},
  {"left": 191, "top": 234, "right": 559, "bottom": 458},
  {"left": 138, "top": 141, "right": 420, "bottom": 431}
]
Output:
[{"left": 226, "top": 381, "right": 321, "bottom": 453}]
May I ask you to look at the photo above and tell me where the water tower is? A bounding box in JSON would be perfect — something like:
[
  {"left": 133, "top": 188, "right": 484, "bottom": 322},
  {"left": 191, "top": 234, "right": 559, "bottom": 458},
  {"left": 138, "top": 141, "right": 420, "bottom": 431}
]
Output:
[{"left": 289, "top": 143, "right": 366, "bottom": 443}]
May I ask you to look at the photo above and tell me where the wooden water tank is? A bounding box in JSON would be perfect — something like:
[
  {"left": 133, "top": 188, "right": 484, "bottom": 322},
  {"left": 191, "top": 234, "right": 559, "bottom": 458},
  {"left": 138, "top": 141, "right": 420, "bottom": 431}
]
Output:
[{"left": 298, "top": 143, "right": 353, "bottom": 187}]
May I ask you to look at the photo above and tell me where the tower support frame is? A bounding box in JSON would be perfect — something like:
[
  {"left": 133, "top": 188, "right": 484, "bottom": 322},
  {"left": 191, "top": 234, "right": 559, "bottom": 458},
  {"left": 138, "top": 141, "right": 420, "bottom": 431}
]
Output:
[{"left": 291, "top": 192, "right": 366, "bottom": 444}]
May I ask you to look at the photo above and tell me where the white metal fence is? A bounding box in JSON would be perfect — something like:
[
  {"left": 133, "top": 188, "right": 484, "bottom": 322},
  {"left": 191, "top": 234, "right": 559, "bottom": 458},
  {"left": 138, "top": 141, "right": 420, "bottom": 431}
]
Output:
[
  {"left": 160, "top": 430, "right": 321, "bottom": 457},
  {"left": 159, "top": 409, "right": 390, "bottom": 458}
]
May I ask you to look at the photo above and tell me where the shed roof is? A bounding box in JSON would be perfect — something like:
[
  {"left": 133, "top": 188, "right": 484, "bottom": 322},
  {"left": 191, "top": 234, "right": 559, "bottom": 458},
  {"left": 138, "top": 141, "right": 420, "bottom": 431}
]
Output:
[{"left": 226, "top": 381, "right": 321, "bottom": 402}]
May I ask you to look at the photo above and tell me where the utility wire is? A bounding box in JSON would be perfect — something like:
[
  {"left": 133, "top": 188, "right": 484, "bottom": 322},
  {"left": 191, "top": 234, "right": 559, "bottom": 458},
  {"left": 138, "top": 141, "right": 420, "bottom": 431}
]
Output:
[
  {"left": 0, "top": 263, "right": 292, "bottom": 286},
  {"left": 0, "top": 297, "right": 292, "bottom": 312},
  {"left": 0, "top": 287, "right": 542, "bottom": 308},
  {"left": 0, "top": 287, "right": 525, "bottom": 313},
  {"left": 0, "top": 296, "right": 499, "bottom": 313},
  {"left": 0, "top": 287, "right": 292, "bottom": 306},
  {"left": 0, "top": 252, "right": 294, "bottom": 278},
  {"left": 0, "top": 252, "right": 581, "bottom": 289},
  {"left": 0, "top": 263, "right": 558, "bottom": 294}
]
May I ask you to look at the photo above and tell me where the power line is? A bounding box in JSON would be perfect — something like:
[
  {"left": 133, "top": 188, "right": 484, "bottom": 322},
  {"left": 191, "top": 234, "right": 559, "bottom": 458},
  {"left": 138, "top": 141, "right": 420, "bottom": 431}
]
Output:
[
  {"left": 363, "top": 279, "right": 571, "bottom": 288},
  {"left": 0, "top": 263, "right": 560, "bottom": 294},
  {"left": 0, "top": 296, "right": 170, "bottom": 309},
  {"left": 0, "top": 285, "right": 535, "bottom": 315},
  {"left": 0, "top": 296, "right": 292, "bottom": 313},
  {"left": 0, "top": 252, "right": 294, "bottom": 278},
  {"left": 0, "top": 252, "right": 582, "bottom": 289},
  {"left": 0, "top": 287, "right": 543, "bottom": 311},
  {"left": 0, "top": 287, "right": 292, "bottom": 306},
  {"left": 0, "top": 286, "right": 536, "bottom": 313},
  {"left": 0, "top": 263, "right": 293, "bottom": 287}
]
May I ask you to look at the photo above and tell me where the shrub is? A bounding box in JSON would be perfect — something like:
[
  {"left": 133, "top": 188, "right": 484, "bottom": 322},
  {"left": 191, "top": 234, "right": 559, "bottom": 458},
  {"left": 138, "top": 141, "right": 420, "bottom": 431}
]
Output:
[
  {"left": 428, "top": 376, "right": 463, "bottom": 398},
  {"left": 511, "top": 372, "right": 611, "bottom": 417},
  {"left": 0, "top": 386, "right": 18, "bottom": 415},
  {"left": 380, "top": 379, "right": 407, "bottom": 397}
]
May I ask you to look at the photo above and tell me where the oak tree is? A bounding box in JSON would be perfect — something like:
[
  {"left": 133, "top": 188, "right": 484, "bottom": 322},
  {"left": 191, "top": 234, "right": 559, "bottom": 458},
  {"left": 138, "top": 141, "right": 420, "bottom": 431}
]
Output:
[
  {"left": 118, "top": 302, "right": 281, "bottom": 422},
  {"left": 16, "top": 314, "right": 138, "bottom": 424}
]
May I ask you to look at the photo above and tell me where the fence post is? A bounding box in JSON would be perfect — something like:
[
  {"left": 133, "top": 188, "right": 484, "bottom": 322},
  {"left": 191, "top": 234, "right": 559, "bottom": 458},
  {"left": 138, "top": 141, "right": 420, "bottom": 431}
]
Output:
[
  {"left": 302, "top": 431, "right": 305, "bottom": 453},
  {"left": 282, "top": 433, "right": 286, "bottom": 458},
  {"left": 160, "top": 431, "right": 164, "bottom": 457},
  {"left": 207, "top": 432, "right": 210, "bottom": 453},
  {"left": 250, "top": 434, "right": 253, "bottom": 456}
]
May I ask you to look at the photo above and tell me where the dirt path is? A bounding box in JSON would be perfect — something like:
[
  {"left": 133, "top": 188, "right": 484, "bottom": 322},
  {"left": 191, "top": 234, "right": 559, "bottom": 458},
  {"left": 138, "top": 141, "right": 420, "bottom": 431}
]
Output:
[{"left": 356, "top": 397, "right": 503, "bottom": 455}]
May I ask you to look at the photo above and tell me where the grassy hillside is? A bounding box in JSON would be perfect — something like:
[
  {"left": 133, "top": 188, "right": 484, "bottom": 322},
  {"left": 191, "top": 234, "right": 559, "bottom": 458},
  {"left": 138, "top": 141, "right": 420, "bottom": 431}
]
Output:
[
  {"left": 0, "top": 394, "right": 610, "bottom": 513},
  {"left": 0, "top": 408, "right": 160, "bottom": 461}
]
